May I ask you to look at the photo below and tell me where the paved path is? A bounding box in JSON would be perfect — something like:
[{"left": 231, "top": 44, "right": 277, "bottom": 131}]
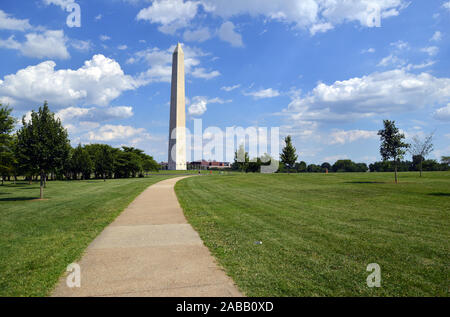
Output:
[{"left": 52, "top": 177, "right": 242, "bottom": 297}]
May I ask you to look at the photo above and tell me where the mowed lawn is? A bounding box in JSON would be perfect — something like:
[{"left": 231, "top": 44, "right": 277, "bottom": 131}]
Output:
[
  {"left": 0, "top": 176, "right": 174, "bottom": 297},
  {"left": 175, "top": 172, "right": 450, "bottom": 296}
]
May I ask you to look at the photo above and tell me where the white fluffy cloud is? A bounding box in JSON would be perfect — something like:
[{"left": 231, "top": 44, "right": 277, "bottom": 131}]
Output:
[
  {"left": 137, "top": 0, "right": 200, "bottom": 34},
  {"left": 86, "top": 124, "right": 148, "bottom": 142},
  {"left": 56, "top": 106, "right": 134, "bottom": 123},
  {"left": 191, "top": 67, "right": 220, "bottom": 79},
  {"left": 421, "top": 46, "right": 439, "bottom": 56},
  {"left": 0, "top": 54, "right": 138, "bottom": 109},
  {"left": 188, "top": 97, "right": 207, "bottom": 116},
  {"left": 183, "top": 27, "right": 212, "bottom": 42},
  {"left": 42, "top": 0, "right": 75, "bottom": 9},
  {"left": 129, "top": 44, "right": 220, "bottom": 83},
  {"left": 133, "top": 0, "right": 407, "bottom": 37},
  {"left": 218, "top": 21, "right": 243, "bottom": 47},
  {"left": 434, "top": 104, "right": 450, "bottom": 121},
  {"left": 361, "top": 48, "right": 376, "bottom": 54},
  {"left": 244, "top": 88, "right": 280, "bottom": 99},
  {"left": 286, "top": 69, "right": 450, "bottom": 122},
  {"left": 309, "top": 22, "right": 334, "bottom": 35},
  {"left": 0, "top": 30, "right": 70, "bottom": 59},
  {"left": 329, "top": 129, "right": 378, "bottom": 145},
  {"left": 443, "top": 1, "right": 450, "bottom": 11},
  {"left": 188, "top": 96, "right": 230, "bottom": 116},
  {"left": 0, "top": 10, "right": 31, "bottom": 31},
  {"left": 201, "top": 0, "right": 407, "bottom": 34},
  {"left": 431, "top": 31, "right": 442, "bottom": 42}
]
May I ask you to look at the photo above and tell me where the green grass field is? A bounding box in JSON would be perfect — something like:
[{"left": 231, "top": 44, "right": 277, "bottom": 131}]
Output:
[
  {"left": 175, "top": 172, "right": 450, "bottom": 296},
  {"left": 0, "top": 176, "right": 174, "bottom": 296}
]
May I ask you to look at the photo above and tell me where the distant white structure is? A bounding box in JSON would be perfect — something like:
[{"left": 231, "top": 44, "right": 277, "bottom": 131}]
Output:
[{"left": 168, "top": 43, "right": 187, "bottom": 170}]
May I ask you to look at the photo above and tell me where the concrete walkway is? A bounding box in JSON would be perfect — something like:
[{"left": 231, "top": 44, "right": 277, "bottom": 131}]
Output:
[{"left": 52, "top": 177, "right": 242, "bottom": 297}]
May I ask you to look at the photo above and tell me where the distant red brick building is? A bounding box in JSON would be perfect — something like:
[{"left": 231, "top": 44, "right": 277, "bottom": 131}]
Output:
[{"left": 160, "top": 160, "right": 231, "bottom": 170}]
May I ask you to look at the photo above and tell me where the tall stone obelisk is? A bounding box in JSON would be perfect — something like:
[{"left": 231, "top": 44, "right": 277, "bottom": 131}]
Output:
[{"left": 168, "top": 43, "right": 187, "bottom": 170}]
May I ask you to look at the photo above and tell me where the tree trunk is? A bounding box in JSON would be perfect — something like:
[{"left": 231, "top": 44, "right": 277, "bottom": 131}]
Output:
[
  {"left": 1, "top": 177, "right": 3, "bottom": 186},
  {"left": 394, "top": 163, "right": 398, "bottom": 184},
  {"left": 40, "top": 172, "right": 44, "bottom": 199},
  {"left": 420, "top": 159, "right": 423, "bottom": 177}
]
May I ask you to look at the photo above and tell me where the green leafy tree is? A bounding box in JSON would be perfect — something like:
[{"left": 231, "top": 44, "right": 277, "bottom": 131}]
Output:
[
  {"left": 114, "top": 151, "right": 142, "bottom": 178},
  {"left": 307, "top": 164, "right": 322, "bottom": 173},
  {"left": 233, "top": 144, "right": 249, "bottom": 172},
  {"left": 295, "top": 161, "right": 307, "bottom": 173},
  {"left": 121, "top": 146, "right": 159, "bottom": 176},
  {"left": 280, "top": 135, "right": 298, "bottom": 172},
  {"left": 409, "top": 133, "right": 434, "bottom": 177},
  {"left": 0, "top": 105, "right": 16, "bottom": 185},
  {"left": 378, "top": 120, "right": 409, "bottom": 184},
  {"left": 16, "top": 102, "right": 70, "bottom": 198},
  {"left": 321, "top": 162, "right": 331, "bottom": 172},
  {"left": 94, "top": 144, "right": 115, "bottom": 181},
  {"left": 442, "top": 156, "right": 450, "bottom": 166},
  {"left": 71, "top": 144, "right": 93, "bottom": 180},
  {"left": 142, "top": 156, "right": 160, "bottom": 174}
]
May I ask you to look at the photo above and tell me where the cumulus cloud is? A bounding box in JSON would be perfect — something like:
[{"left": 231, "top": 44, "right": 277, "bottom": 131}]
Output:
[
  {"left": 309, "top": 22, "right": 334, "bottom": 35},
  {"left": 329, "top": 129, "right": 378, "bottom": 145},
  {"left": 0, "top": 10, "right": 31, "bottom": 31},
  {"left": 0, "top": 54, "right": 138, "bottom": 109},
  {"left": 431, "top": 31, "right": 442, "bottom": 42},
  {"left": 218, "top": 21, "right": 243, "bottom": 47},
  {"left": 201, "top": 0, "right": 407, "bottom": 35},
  {"left": 137, "top": 0, "right": 200, "bottom": 34},
  {"left": 285, "top": 69, "right": 450, "bottom": 122},
  {"left": 188, "top": 96, "right": 230, "bottom": 116},
  {"left": 188, "top": 97, "right": 207, "bottom": 116},
  {"left": 130, "top": 0, "right": 408, "bottom": 37},
  {"left": 191, "top": 67, "right": 220, "bottom": 79},
  {"left": 0, "top": 30, "right": 70, "bottom": 59},
  {"left": 128, "top": 44, "right": 220, "bottom": 83},
  {"left": 421, "top": 46, "right": 439, "bottom": 56},
  {"left": 42, "top": 0, "right": 75, "bottom": 9},
  {"left": 86, "top": 124, "right": 148, "bottom": 142},
  {"left": 56, "top": 106, "right": 134, "bottom": 123},
  {"left": 361, "top": 48, "right": 375, "bottom": 53},
  {"left": 434, "top": 104, "right": 450, "bottom": 121},
  {"left": 443, "top": 1, "right": 450, "bottom": 11},
  {"left": 183, "top": 27, "right": 212, "bottom": 42},
  {"left": 244, "top": 88, "right": 280, "bottom": 99}
]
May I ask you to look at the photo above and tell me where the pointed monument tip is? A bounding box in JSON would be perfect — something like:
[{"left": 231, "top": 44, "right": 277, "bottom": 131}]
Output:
[{"left": 174, "top": 42, "right": 183, "bottom": 53}]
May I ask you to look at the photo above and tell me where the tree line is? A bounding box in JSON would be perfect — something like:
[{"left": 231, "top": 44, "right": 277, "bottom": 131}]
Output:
[
  {"left": 233, "top": 122, "right": 449, "bottom": 183},
  {"left": 0, "top": 103, "right": 159, "bottom": 198}
]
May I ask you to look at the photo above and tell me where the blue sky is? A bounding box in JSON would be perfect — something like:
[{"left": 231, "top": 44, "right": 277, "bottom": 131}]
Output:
[{"left": 0, "top": 0, "right": 449, "bottom": 164}]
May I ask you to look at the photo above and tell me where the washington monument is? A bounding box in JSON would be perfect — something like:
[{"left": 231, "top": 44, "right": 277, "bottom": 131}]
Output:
[{"left": 168, "top": 43, "right": 187, "bottom": 170}]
